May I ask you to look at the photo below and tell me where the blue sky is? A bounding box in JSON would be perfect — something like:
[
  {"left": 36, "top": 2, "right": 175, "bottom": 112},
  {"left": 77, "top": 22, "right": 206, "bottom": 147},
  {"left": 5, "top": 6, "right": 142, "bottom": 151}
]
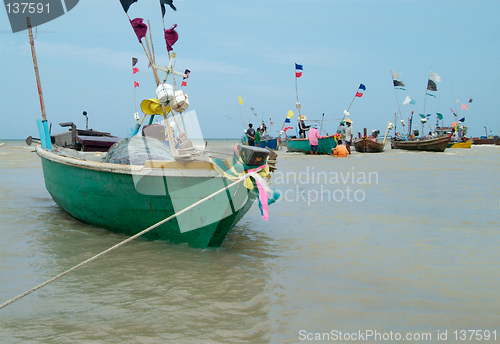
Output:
[{"left": 1, "top": 0, "right": 499, "bottom": 140}]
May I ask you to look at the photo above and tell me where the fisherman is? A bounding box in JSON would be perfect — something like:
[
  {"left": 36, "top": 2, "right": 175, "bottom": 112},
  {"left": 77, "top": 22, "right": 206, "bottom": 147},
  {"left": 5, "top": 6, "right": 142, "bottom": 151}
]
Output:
[
  {"left": 344, "top": 118, "right": 354, "bottom": 154},
  {"left": 332, "top": 140, "right": 348, "bottom": 157},
  {"left": 247, "top": 123, "right": 256, "bottom": 146},
  {"left": 308, "top": 123, "right": 323, "bottom": 155},
  {"left": 298, "top": 115, "right": 310, "bottom": 138},
  {"left": 255, "top": 128, "right": 261, "bottom": 147}
]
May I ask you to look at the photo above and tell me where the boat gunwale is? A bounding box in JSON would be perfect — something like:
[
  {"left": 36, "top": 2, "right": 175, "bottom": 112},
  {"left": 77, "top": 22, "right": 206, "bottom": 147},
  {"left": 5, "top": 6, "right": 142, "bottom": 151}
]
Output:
[{"left": 36, "top": 144, "right": 221, "bottom": 178}]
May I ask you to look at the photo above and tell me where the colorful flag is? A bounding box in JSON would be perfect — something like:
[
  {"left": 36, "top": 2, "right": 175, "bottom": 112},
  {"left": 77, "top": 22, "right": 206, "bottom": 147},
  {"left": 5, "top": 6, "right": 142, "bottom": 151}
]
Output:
[
  {"left": 429, "top": 70, "right": 441, "bottom": 82},
  {"left": 130, "top": 18, "right": 148, "bottom": 43},
  {"left": 160, "top": 0, "right": 176, "bottom": 18},
  {"left": 295, "top": 63, "right": 303, "bottom": 78},
  {"left": 460, "top": 103, "right": 469, "bottom": 110},
  {"left": 427, "top": 80, "right": 437, "bottom": 91},
  {"left": 437, "top": 113, "right": 443, "bottom": 120},
  {"left": 164, "top": 24, "right": 178, "bottom": 52},
  {"left": 181, "top": 69, "right": 190, "bottom": 87},
  {"left": 133, "top": 67, "right": 139, "bottom": 74},
  {"left": 393, "top": 80, "right": 405, "bottom": 87},
  {"left": 120, "top": 0, "right": 138, "bottom": 13},
  {"left": 391, "top": 70, "right": 401, "bottom": 80},
  {"left": 402, "top": 96, "right": 416, "bottom": 105},
  {"left": 238, "top": 96, "right": 243, "bottom": 105},
  {"left": 355, "top": 92, "right": 363, "bottom": 98},
  {"left": 359, "top": 84, "right": 366, "bottom": 91},
  {"left": 134, "top": 81, "right": 139, "bottom": 87},
  {"left": 287, "top": 110, "right": 294, "bottom": 118},
  {"left": 132, "top": 57, "right": 138, "bottom": 66}
]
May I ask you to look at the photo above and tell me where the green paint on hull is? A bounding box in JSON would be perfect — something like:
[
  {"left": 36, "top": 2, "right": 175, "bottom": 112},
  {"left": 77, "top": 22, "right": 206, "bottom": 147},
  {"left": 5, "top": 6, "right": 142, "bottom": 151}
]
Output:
[
  {"left": 39, "top": 155, "right": 257, "bottom": 249},
  {"left": 285, "top": 136, "right": 337, "bottom": 154}
]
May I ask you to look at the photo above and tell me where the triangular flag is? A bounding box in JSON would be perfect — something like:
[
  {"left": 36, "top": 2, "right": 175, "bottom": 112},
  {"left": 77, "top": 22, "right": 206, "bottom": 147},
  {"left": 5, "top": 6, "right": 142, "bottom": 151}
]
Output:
[
  {"left": 287, "top": 110, "right": 294, "bottom": 118},
  {"left": 468, "top": 98, "right": 473, "bottom": 103},
  {"left": 419, "top": 114, "right": 426, "bottom": 118},
  {"left": 133, "top": 67, "right": 139, "bottom": 74},
  {"left": 393, "top": 80, "right": 405, "bottom": 87},
  {"left": 120, "top": 0, "right": 138, "bottom": 13},
  {"left": 164, "top": 24, "right": 178, "bottom": 52},
  {"left": 427, "top": 80, "right": 437, "bottom": 91},
  {"left": 459, "top": 117, "right": 465, "bottom": 122},
  {"left": 429, "top": 70, "right": 441, "bottom": 82},
  {"left": 359, "top": 84, "right": 366, "bottom": 91},
  {"left": 160, "top": 0, "right": 176, "bottom": 18},
  {"left": 355, "top": 92, "right": 363, "bottom": 97},
  {"left": 181, "top": 81, "right": 187, "bottom": 87},
  {"left": 134, "top": 81, "right": 139, "bottom": 87},
  {"left": 391, "top": 70, "right": 401, "bottom": 79},
  {"left": 238, "top": 96, "right": 243, "bottom": 105},
  {"left": 402, "top": 96, "right": 412, "bottom": 106},
  {"left": 130, "top": 18, "right": 148, "bottom": 43},
  {"left": 437, "top": 113, "right": 443, "bottom": 120},
  {"left": 132, "top": 57, "right": 138, "bottom": 66}
]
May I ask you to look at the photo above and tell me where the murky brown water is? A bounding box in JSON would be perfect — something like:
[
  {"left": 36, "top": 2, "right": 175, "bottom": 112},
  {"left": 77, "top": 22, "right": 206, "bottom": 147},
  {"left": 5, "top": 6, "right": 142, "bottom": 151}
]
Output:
[{"left": 1, "top": 140, "right": 499, "bottom": 343}]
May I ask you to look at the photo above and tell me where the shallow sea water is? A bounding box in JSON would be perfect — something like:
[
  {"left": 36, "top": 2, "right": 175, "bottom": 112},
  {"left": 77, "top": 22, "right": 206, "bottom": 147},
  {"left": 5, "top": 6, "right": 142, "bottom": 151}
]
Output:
[{"left": 0, "top": 139, "right": 499, "bottom": 343}]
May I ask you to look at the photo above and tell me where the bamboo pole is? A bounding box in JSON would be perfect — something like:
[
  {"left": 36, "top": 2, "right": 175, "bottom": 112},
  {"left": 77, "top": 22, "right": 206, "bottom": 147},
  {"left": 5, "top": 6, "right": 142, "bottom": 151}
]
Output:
[{"left": 27, "top": 17, "right": 46, "bottom": 122}]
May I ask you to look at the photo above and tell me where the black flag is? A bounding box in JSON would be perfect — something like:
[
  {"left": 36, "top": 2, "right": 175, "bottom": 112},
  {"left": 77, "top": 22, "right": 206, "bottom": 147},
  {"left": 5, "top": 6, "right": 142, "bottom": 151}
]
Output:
[
  {"left": 393, "top": 80, "right": 405, "bottom": 87},
  {"left": 120, "top": 0, "right": 138, "bottom": 13},
  {"left": 427, "top": 79, "right": 437, "bottom": 91},
  {"left": 160, "top": 0, "right": 177, "bottom": 18}
]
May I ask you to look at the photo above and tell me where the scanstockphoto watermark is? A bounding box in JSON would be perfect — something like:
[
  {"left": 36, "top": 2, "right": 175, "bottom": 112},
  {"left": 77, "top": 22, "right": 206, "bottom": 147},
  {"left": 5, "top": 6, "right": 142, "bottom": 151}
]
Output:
[{"left": 272, "top": 167, "right": 379, "bottom": 205}]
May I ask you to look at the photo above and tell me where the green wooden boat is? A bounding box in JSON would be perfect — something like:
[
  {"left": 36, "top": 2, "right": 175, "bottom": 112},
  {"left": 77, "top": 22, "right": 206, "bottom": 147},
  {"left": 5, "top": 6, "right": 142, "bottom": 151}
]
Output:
[
  {"left": 285, "top": 135, "right": 337, "bottom": 154},
  {"left": 36, "top": 145, "right": 261, "bottom": 249}
]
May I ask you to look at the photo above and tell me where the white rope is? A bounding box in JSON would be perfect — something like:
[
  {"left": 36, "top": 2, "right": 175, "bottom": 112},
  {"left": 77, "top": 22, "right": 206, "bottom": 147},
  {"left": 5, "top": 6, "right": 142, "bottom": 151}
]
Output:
[{"left": 0, "top": 175, "right": 251, "bottom": 310}]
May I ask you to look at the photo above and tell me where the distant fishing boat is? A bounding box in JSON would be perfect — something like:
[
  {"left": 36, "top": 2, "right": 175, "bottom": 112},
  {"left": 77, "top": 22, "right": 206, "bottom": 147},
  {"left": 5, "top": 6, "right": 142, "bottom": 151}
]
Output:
[
  {"left": 285, "top": 135, "right": 337, "bottom": 154},
  {"left": 391, "top": 134, "right": 451, "bottom": 152},
  {"left": 390, "top": 69, "right": 451, "bottom": 152},
  {"left": 472, "top": 136, "right": 500, "bottom": 145},
  {"left": 353, "top": 128, "right": 385, "bottom": 153},
  {"left": 26, "top": 3, "right": 277, "bottom": 249},
  {"left": 435, "top": 126, "right": 472, "bottom": 149}
]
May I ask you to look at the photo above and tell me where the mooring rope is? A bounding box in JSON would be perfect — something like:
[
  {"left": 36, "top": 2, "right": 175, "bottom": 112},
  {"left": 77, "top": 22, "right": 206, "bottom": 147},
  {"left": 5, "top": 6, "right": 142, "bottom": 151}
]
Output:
[{"left": 0, "top": 175, "right": 251, "bottom": 310}]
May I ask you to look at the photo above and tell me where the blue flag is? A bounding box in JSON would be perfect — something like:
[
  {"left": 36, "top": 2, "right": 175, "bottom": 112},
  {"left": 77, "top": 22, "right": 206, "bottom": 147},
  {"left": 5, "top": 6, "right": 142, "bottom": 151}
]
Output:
[
  {"left": 295, "top": 63, "right": 303, "bottom": 70},
  {"left": 285, "top": 118, "right": 291, "bottom": 123},
  {"left": 459, "top": 117, "right": 465, "bottom": 122},
  {"left": 359, "top": 84, "right": 366, "bottom": 91}
]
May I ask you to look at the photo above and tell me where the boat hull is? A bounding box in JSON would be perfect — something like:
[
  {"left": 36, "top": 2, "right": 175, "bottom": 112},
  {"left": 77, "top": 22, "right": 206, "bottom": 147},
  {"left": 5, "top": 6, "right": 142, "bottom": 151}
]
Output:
[
  {"left": 285, "top": 136, "right": 337, "bottom": 154},
  {"left": 447, "top": 140, "right": 473, "bottom": 148},
  {"left": 37, "top": 147, "right": 257, "bottom": 249},
  {"left": 258, "top": 137, "right": 280, "bottom": 150},
  {"left": 391, "top": 135, "right": 451, "bottom": 152},
  {"left": 472, "top": 137, "right": 500, "bottom": 145},
  {"left": 353, "top": 138, "right": 385, "bottom": 153}
]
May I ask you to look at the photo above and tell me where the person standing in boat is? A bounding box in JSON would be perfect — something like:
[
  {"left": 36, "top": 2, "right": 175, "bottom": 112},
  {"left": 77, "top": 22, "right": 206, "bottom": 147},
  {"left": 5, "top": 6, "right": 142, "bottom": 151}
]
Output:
[
  {"left": 247, "top": 123, "right": 256, "bottom": 146},
  {"left": 255, "top": 128, "right": 261, "bottom": 147},
  {"left": 298, "top": 115, "right": 310, "bottom": 138},
  {"left": 344, "top": 118, "right": 354, "bottom": 154},
  {"left": 308, "top": 123, "right": 323, "bottom": 155}
]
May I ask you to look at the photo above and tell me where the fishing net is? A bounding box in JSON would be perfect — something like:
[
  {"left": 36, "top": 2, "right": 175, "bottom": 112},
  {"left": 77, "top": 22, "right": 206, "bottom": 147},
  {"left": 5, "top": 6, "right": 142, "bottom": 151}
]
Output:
[{"left": 104, "top": 137, "right": 174, "bottom": 165}]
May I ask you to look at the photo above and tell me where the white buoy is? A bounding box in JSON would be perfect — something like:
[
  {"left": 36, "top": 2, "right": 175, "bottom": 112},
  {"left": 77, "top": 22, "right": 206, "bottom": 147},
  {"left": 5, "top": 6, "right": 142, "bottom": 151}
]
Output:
[
  {"left": 171, "top": 90, "right": 189, "bottom": 113},
  {"left": 156, "top": 83, "right": 175, "bottom": 105}
]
